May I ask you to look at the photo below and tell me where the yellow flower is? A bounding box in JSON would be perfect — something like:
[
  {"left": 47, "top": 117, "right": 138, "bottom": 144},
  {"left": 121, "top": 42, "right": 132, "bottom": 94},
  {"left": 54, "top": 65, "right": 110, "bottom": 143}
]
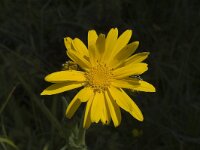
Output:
[{"left": 41, "top": 28, "right": 156, "bottom": 128}]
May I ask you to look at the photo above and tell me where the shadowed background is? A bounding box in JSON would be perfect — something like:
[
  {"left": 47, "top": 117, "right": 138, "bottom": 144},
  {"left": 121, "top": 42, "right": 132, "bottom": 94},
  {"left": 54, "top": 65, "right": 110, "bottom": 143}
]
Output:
[{"left": 0, "top": 0, "right": 200, "bottom": 149}]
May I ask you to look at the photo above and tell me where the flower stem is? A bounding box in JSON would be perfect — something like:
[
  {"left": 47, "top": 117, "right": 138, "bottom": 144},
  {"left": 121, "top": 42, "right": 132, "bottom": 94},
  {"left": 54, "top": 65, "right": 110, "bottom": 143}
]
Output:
[{"left": 66, "top": 114, "right": 87, "bottom": 150}]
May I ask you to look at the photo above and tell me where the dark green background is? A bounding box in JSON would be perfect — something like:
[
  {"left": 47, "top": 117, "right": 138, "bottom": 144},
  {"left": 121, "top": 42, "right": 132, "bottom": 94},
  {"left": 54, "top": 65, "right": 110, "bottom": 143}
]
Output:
[{"left": 0, "top": 0, "right": 200, "bottom": 149}]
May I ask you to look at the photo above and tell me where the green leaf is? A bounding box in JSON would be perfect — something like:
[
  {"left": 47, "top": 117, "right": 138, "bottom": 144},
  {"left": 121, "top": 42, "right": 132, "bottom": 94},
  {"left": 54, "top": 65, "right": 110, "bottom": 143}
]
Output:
[{"left": 0, "top": 137, "right": 19, "bottom": 150}]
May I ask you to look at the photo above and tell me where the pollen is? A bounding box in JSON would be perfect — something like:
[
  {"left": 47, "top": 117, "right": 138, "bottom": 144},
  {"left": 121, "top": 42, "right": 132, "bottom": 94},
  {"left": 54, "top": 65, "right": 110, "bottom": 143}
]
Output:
[{"left": 85, "top": 63, "right": 113, "bottom": 92}]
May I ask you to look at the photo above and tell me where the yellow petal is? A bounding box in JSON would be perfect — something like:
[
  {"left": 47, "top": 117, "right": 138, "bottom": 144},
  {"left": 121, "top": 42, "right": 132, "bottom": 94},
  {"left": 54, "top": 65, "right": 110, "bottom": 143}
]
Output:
[
  {"left": 65, "top": 87, "right": 93, "bottom": 119},
  {"left": 67, "top": 50, "right": 90, "bottom": 71},
  {"left": 88, "top": 34, "right": 105, "bottom": 65},
  {"left": 109, "top": 87, "right": 131, "bottom": 112},
  {"left": 90, "top": 92, "right": 103, "bottom": 123},
  {"left": 78, "top": 87, "right": 93, "bottom": 102},
  {"left": 112, "top": 29, "right": 132, "bottom": 56},
  {"left": 110, "top": 41, "right": 139, "bottom": 68},
  {"left": 45, "top": 70, "right": 86, "bottom": 83},
  {"left": 88, "top": 30, "right": 98, "bottom": 48},
  {"left": 96, "top": 34, "right": 106, "bottom": 61},
  {"left": 88, "top": 30, "right": 98, "bottom": 65},
  {"left": 72, "top": 38, "right": 89, "bottom": 56},
  {"left": 112, "top": 78, "right": 155, "bottom": 92},
  {"left": 132, "top": 80, "right": 156, "bottom": 92},
  {"left": 109, "top": 86, "right": 143, "bottom": 121},
  {"left": 83, "top": 108, "right": 92, "bottom": 128},
  {"left": 125, "top": 52, "right": 150, "bottom": 65},
  {"left": 64, "top": 37, "right": 73, "bottom": 50},
  {"left": 105, "top": 90, "right": 121, "bottom": 127},
  {"left": 66, "top": 95, "right": 81, "bottom": 119},
  {"left": 40, "top": 82, "right": 84, "bottom": 95},
  {"left": 121, "top": 89, "right": 144, "bottom": 121},
  {"left": 113, "top": 63, "right": 148, "bottom": 79},
  {"left": 88, "top": 44, "right": 98, "bottom": 65},
  {"left": 102, "top": 28, "right": 118, "bottom": 62},
  {"left": 101, "top": 92, "right": 111, "bottom": 124},
  {"left": 105, "top": 28, "right": 118, "bottom": 51},
  {"left": 111, "top": 78, "right": 140, "bottom": 89},
  {"left": 83, "top": 94, "right": 94, "bottom": 128}
]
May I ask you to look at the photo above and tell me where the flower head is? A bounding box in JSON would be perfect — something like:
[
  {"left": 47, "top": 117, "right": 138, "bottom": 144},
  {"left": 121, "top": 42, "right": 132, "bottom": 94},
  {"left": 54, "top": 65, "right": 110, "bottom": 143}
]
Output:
[{"left": 41, "top": 28, "right": 156, "bottom": 128}]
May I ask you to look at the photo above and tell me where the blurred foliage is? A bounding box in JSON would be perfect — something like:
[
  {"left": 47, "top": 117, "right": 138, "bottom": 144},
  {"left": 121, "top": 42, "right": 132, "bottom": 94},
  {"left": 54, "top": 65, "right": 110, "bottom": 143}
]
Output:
[{"left": 0, "top": 0, "right": 200, "bottom": 149}]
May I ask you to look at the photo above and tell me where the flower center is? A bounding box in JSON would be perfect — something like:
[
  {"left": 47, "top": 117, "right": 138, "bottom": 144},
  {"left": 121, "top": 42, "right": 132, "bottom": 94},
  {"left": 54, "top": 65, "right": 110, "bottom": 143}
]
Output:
[{"left": 85, "top": 63, "right": 113, "bottom": 92}]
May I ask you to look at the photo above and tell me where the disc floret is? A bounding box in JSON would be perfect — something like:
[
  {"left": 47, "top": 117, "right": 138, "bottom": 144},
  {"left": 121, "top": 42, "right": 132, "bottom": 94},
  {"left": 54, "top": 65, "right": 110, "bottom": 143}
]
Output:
[{"left": 85, "top": 63, "right": 113, "bottom": 92}]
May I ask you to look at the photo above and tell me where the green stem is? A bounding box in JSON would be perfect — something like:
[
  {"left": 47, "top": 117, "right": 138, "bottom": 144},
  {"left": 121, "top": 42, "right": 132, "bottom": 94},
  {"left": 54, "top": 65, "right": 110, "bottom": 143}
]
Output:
[
  {"left": 66, "top": 114, "right": 87, "bottom": 150},
  {"left": 77, "top": 115, "right": 86, "bottom": 146}
]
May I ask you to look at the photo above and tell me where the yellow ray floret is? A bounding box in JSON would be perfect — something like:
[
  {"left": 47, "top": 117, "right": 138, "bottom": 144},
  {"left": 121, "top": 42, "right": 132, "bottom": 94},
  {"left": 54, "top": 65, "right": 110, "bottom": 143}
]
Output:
[{"left": 41, "top": 28, "right": 156, "bottom": 128}]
